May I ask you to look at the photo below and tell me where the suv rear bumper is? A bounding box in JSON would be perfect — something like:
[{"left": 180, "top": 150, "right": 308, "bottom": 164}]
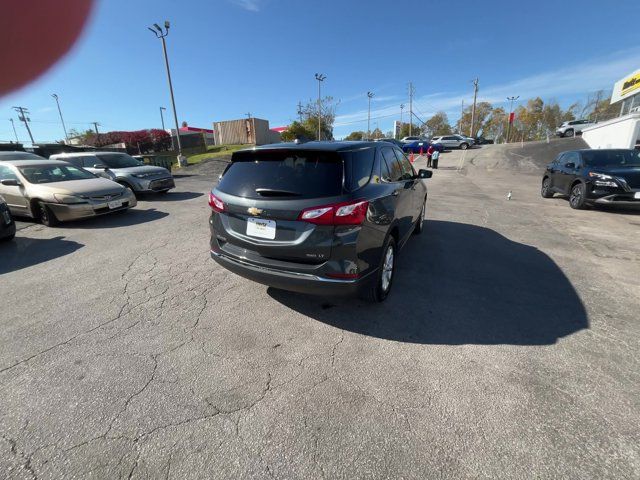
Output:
[{"left": 211, "top": 250, "right": 372, "bottom": 296}]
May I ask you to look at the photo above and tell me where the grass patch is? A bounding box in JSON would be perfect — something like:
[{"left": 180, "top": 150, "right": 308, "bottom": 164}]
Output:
[{"left": 187, "top": 144, "right": 246, "bottom": 165}]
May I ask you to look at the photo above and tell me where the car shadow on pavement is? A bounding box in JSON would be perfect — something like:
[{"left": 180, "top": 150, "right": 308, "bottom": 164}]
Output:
[
  {"left": 62, "top": 208, "right": 169, "bottom": 229},
  {"left": 0, "top": 236, "right": 83, "bottom": 275},
  {"left": 269, "top": 220, "right": 588, "bottom": 345},
  {"left": 142, "top": 191, "right": 204, "bottom": 202}
]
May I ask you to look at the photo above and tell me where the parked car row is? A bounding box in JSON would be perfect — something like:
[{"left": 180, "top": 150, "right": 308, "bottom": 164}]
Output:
[{"left": 0, "top": 150, "right": 175, "bottom": 233}]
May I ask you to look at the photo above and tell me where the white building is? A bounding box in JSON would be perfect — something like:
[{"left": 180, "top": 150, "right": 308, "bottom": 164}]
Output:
[{"left": 582, "top": 69, "right": 640, "bottom": 149}]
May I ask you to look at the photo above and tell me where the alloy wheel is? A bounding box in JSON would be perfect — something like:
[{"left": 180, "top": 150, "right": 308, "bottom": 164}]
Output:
[{"left": 381, "top": 245, "right": 394, "bottom": 292}]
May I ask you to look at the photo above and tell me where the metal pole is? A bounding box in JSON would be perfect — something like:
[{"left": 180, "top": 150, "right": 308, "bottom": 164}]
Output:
[
  {"left": 9, "top": 119, "right": 19, "bottom": 143},
  {"left": 367, "top": 91, "right": 374, "bottom": 140},
  {"left": 399, "top": 104, "right": 404, "bottom": 139},
  {"left": 159, "top": 107, "right": 166, "bottom": 130},
  {"left": 314, "top": 73, "right": 325, "bottom": 141},
  {"left": 161, "top": 35, "right": 183, "bottom": 162},
  {"left": 51, "top": 94, "right": 69, "bottom": 143},
  {"left": 506, "top": 96, "right": 519, "bottom": 143},
  {"left": 460, "top": 99, "right": 464, "bottom": 133},
  {"left": 408, "top": 83, "right": 414, "bottom": 137},
  {"left": 470, "top": 78, "right": 478, "bottom": 137}
]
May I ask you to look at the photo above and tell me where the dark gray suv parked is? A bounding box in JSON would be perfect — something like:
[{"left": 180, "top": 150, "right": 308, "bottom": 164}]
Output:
[{"left": 209, "top": 141, "right": 432, "bottom": 302}]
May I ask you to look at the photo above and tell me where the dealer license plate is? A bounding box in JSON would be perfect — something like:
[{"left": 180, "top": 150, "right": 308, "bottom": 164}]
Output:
[
  {"left": 246, "top": 217, "right": 276, "bottom": 239},
  {"left": 108, "top": 200, "right": 123, "bottom": 209}
]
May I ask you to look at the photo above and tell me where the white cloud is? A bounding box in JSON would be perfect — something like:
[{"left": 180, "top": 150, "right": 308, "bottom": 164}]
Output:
[
  {"left": 230, "top": 0, "right": 261, "bottom": 11},
  {"left": 334, "top": 48, "right": 640, "bottom": 135}
]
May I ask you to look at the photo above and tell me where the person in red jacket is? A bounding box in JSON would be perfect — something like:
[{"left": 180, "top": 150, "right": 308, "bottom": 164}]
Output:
[{"left": 426, "top": 144, "right": 435, "bottom": 168}]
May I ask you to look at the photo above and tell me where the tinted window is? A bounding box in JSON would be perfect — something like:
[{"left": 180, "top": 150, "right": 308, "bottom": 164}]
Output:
[
  {"left": 393, "top": 149, "right": 415, "bottom": 180},
  {"left": 218, "top": 149, "right": 343, "bottom": 199},
  {"left": 61, "top": 156, "right": 83, "bottom": 168},
  {"left": 96, "top": 153, "right": 143, "bottom": 168},
  {"left": 18, "top": 165, "right": 95, "bottom": 184},
  {"left": 381, "top": 148, "right": 403, "bottom": 182},
  {"left": 342, "top": 148, "right": 375, "bottom": 192},
  {"left": 563, "top": 152, "right": 579, "bottom": 165},
  {"left": 582, "top": 150, "right": 640, "bottom": 167},
  {"left": 442, "top": 136, "right": 455, "bottom": 140}
]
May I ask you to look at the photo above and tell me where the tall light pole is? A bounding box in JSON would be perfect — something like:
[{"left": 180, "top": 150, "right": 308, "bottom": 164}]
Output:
[
  {"left": 149, "top": 21, "right": 186, "bottom": 166},
  {"left": 399, "top": 103, "right": 405, "bottom": 139},
  {"left": 12, "top": 106, "right": 34, "bottom": 144},
  {"left": 315, "top": 73, "right": 326, "bottom": 141},
  {"left": 506, "top": 95, "right": 519, "bottom": 143},
  {"left": 408, "top": 82, "right": 415, "bottom": 136},
  {"left": 159, "top": 106, "right": 167, "bottom": 130},
  {"left": 367, "top": 91, "right": 374, "bottom": 140},
  {"left": 9, "top": 119, "right": 19, "bottom": 143},
  {"left": 470, "top": 78, "right": 479, "bottom": 137},
  {"left": 51, "top": 94, "right": 69, "bottom": 143}
]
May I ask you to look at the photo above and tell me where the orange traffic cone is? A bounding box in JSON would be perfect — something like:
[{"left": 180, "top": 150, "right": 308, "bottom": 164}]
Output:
[{"left": 409, "top": 152, "right": 414, "bottom": 163}]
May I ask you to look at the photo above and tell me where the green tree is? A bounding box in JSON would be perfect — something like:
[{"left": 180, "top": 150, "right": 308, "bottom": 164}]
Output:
[
  {"left": 457, "top": 102, "right": 492, "bottom": 136},
  {"left": 280, "top": 121, "right": 315, "bottom": 142},
  {"left": 344, "top": 131, "right": 365, "bottom": 141},
  {"left": 399, "top": 123, "right": 422, "bottom": 138},
  {"left": 370, "top": 127, "right": 383, "bottom": 139},
  {"left": 298, "top": 96, "right": 339, "bottom": 140},
  {"left": 424, "top": 112, "right": 452, "bottom": 137}
]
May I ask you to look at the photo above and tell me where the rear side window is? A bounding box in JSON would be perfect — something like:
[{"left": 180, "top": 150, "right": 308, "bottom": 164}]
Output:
[
  {"left": 63, "top": 157, "right": 83, "bottom": 168},
  {"left": 381, "top": 148, "right": 403, "bottom": 182},
  {"left": 341, "top": 148, "right": 375, "bottom": 192},
  {"left": 219, "top": 150, "right": 343, "bottom": 199}
]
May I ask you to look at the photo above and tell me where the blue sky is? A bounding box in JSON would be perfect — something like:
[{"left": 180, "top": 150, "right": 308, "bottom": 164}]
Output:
[{"left": 1, "top": 0, "right": 640, "bottom": 143}]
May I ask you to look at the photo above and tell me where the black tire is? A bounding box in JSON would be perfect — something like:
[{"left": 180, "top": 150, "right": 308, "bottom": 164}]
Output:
[
  {"left": 37, "top": 201, "right": 58, "bottom": 227},
  {"left": 541, "top": 177, "right": 554, "bottom": 198},
  {"left": 569, "top": 182, "right": 588, "bottom": 209},
  {"left": 413, "top": 200, "right": 426, "bottom": 235},
  {"left": 460, "top": 142, "right": 469, "bottom": 150},
  {"left": 360, "top": 236, "right": 396, "bottom": 303},
  {"left": 564, "top": 129, "right": 574, "bottom": 138}
]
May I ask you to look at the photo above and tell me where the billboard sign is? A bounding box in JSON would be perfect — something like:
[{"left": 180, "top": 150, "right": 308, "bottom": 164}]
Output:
[{"left": 611, "top": 69, "right": 640, "bottom": 104}]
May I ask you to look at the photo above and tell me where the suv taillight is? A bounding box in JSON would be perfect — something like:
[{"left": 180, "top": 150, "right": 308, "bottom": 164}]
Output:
[
  {"left": 208, "top": 192, "right": 224, "bottom": 213},
  {"left": 298, "top": 199, "right": 369, "bottom": 225}
]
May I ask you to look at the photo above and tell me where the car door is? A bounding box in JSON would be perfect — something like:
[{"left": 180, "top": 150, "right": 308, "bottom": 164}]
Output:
[
  {"left": 546, "top": 154, "right": 562, "bottom": 191},
  {"left": 380, "top": 147, "right": 414, "bottom": 241},
  {"left": 0, "top": 164, "right": 29, "bottom": 215},
  {"left": 393, "top": 148, "right": 424, "bottom": 221},
  {"left": 441, "top": 136, "right": 457, "bottom": 148},
  {"left": 79, "top": 155, "right": 104, "bottom": 177},
  {"left": 557, "top": 151, "right": 580, "bottom": 193}
]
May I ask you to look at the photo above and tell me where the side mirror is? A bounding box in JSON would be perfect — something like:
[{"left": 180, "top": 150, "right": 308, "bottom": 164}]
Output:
[
  {"left": 93, "top": 164, "right": 108, "bottom": 170},
  {"left": 565, "top": 162, "right": 575, "bottom": 169},
  {"left": 417, "top": 169, "right": 433, "bottom": 179},
  {"left": 0, "top": 178, "right": 20, "bottom": 187}
]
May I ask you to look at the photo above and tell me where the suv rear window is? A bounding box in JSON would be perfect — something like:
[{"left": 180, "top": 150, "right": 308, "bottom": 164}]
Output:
[{"left": 219, "top": 149, "right": 344, "bottom": 199}]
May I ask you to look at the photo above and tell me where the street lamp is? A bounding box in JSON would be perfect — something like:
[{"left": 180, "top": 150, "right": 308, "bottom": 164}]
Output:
[
  {"left": 51, "top": 94, "right": 69, "bottom": 143},
  {"left": 367, "top": 91, "right": 374, "bottom": 140},
  {"left": 148, "top": 20, "right": 186, "bottom": 166},
  {"left": 9, "top": 118, "right": 19, "bottom": 143},
  {"left": 506, "top": 95, "right": 520, "bottom": 143},
  {"left": 399, "top": 103, "right": 405, "bottom": 139},
  {"left": 315, "top": 73, "right": 326, "bottom": 141}
]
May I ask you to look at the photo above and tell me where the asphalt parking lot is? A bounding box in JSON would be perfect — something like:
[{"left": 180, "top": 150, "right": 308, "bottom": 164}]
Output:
[{"left": 1, "top": 145, "right": 639, "bottom": 479}]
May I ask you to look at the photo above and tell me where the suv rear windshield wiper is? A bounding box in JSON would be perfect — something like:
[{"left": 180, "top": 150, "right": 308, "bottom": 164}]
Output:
[{"left": 255, "top": 188, "right": 302, "bottom": 197}]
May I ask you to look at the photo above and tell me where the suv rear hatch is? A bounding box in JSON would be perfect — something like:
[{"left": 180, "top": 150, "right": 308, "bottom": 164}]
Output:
[{"left": 210, "top": 147, "right": 374, "bottom": 266}]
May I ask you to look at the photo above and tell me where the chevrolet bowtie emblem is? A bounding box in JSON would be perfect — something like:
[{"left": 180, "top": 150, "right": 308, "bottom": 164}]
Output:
[{"left": 247, "top": 207, "right": 263, "bottom": 216}]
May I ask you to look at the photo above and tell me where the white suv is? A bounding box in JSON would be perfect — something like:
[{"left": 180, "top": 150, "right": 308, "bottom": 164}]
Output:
[
  {"left": 556, "top": 119, "right": 595, "bottom": 137},
  {"left": 431, "top": 135, "right": 474, "bottom": 150}
]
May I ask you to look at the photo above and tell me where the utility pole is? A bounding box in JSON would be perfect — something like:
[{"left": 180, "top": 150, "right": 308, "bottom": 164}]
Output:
[
  {"left": 148, "top": 20, "right": 186, "bottom": 166},
  {"left": 297, "top": 101, "right": 303, "bottom": 122},
  {"left": 91, "top": 121, "right": 100, "bottom": 145},
  {"left": 399, "top": 103, "right": 405, "bottom": 139},
  {"left": 51, "top": 94, "right": 69, "bottom": 143},
  {"left": 470, "top": 78, "right": 479, "bottom": 138},
  {"left": 506, "top": 95, "right": 519, "bottom": 143},
  {"left": 246, "top": 112, "right": 252, "bottom": 119},
  {"left": 408, "top": 82, "right": 415, "bottom": 136},
  {"left": 9, "top": 119, "right": 19, "bottom": 143},
  {"left": 367, "top": 91, "right": 374, "bottom": 140},
  {"left": 315, "top": 73, "right": 326, "bottom": 141},
  {"left": 12, "top": 107, "right": 34, "bottom": 144},
  {"left": 460, "top": 99, "right": 464, "bottom": 133}
]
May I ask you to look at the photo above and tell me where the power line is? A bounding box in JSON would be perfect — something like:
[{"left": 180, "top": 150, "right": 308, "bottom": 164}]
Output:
[{"left": 12, "top": 106, "right": 35, "bottom": 144}]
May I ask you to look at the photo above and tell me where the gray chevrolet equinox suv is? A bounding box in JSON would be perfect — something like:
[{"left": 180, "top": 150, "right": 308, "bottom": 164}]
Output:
[
  {"left": 209, "top": 141, "right": 432, "bottom": 302},
  {"left": 50, "top": 152, "right": 175, "bottom": 195}
]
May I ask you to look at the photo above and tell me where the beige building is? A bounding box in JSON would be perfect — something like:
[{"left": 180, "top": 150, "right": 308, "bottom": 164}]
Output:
[{"left": 213, "top": 118, "right": 281, "bottom": 146}]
